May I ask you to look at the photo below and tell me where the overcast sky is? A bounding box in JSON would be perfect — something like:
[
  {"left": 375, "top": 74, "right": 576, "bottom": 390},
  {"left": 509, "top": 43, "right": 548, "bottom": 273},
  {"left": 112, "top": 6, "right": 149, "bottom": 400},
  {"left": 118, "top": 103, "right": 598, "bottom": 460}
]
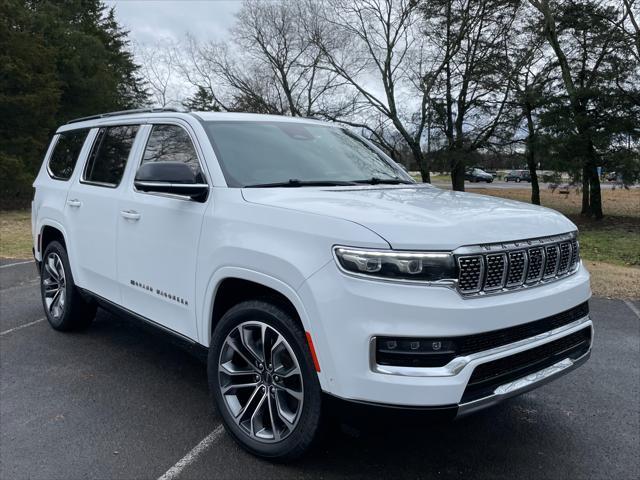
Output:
[{"left": 105, "top": 0, "right": 242, "bottom": 45}]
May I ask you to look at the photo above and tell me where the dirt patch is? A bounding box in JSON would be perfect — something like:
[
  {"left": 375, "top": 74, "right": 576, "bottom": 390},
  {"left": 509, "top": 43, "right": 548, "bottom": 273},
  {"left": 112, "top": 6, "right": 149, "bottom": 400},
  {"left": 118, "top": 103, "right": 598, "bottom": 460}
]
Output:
[
  {"left": 585, "top": 261, "right": 640, "bottom": 300},
  {"left": 1, "top": 210, "right": 32, "bottom": 259}
]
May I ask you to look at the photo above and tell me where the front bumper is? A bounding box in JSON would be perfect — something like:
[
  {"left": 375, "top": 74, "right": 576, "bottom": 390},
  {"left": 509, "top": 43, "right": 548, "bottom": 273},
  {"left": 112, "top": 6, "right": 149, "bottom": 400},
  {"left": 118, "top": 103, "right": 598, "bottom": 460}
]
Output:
[{"left": 298, "top": 260, "right": 592, "bottom": 408}]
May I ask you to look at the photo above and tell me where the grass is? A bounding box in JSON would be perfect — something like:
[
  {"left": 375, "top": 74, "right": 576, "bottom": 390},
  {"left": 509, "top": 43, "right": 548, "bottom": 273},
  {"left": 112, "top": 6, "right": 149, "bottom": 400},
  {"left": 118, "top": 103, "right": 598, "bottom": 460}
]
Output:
[
  {"left": 2, "top": 186, "right": 638, "bottom": 298},
  {"left": 0, "top": 210, "right": 32, "bottom": 259}
]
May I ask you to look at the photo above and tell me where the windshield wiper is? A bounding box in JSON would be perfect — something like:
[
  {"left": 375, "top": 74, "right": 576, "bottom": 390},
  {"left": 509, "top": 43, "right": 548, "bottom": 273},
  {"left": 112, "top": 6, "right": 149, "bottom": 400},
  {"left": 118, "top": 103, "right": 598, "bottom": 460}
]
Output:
[
  {"left": 352, "top": 177, "right": 414, "bottom": 185},
  {"left": 244, "top": 179, "right": 359, "bottom": 188}
]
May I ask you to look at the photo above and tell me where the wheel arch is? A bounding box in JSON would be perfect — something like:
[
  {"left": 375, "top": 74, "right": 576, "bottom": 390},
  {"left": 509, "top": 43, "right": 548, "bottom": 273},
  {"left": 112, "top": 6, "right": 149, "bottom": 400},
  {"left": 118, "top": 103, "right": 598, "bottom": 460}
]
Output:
[{"left": 200, "top": 268, "right": 314, "bottom": 348}]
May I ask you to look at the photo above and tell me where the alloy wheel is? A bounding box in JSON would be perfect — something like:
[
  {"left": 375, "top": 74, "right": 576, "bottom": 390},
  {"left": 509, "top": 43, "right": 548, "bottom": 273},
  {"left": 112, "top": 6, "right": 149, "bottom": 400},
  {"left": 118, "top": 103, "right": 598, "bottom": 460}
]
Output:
[
  {"left": 218, "top": 321, "right": 304, "bottom": 443},
  {"left": 42, "top": 252, "right": 66, "bottom": 319}
]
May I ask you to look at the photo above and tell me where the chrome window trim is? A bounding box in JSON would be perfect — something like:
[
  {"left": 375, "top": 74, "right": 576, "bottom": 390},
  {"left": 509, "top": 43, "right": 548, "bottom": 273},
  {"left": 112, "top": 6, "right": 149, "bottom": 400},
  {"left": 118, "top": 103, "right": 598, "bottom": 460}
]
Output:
[{"left": 369, "top": 314, "right": 592, "bottom": 377}]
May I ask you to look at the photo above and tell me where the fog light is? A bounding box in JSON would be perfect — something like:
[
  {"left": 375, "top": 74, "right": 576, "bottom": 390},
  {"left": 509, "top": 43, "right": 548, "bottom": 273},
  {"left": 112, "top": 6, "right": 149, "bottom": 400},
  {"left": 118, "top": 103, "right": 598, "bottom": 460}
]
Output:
[{"left": 376, "top": 336, "right": 458, "bottom": 368}]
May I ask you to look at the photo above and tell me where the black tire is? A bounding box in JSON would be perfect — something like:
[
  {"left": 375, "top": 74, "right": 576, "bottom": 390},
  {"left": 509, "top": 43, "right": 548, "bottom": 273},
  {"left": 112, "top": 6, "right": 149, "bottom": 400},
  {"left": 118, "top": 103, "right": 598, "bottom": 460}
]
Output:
[
  {"left": 208, "top": 299, "right": 322, "bottom": 461},
  {"left": 515, "top": 178, "right": 521, "bottom": 183},
  {"left": 40, "top": 241, "right": 96, "bottom": 331}
]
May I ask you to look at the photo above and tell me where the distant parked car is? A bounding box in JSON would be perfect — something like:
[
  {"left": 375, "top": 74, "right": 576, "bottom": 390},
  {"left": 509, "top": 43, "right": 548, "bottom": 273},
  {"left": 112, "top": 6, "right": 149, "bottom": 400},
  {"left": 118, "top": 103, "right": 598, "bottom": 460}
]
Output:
[
  {"left": 470, "top": 166, "right": 497, "bottom": 178},
  {"left": 465, "top": 168, "right": 494, "bottom": 183},
  {"left": 505, "top": 170, "right": 531, "bottom": 183}
]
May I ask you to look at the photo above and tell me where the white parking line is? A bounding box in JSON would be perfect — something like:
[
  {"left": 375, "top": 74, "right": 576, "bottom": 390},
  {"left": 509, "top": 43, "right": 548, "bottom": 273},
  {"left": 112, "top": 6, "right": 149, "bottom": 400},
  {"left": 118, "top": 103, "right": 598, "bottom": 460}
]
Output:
[
  {"left": 157, "top": 424, "right": 225, "bottom": 480},
  {"left": 0, "top": 260, "right": 33, "bottom": 269},
  {"left": 0, "top": 318, "right": 45, "bottom": 336},
  {"left": 624, "top": 300, "right": 640, "bottom": 319}
]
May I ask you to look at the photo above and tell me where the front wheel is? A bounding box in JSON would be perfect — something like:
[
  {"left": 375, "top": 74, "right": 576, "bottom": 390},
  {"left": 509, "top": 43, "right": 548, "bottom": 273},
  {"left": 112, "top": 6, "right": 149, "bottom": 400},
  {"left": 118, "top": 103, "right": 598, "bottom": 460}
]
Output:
[{"left": 208, "top": 300, "right": 322, "bottom": 461}]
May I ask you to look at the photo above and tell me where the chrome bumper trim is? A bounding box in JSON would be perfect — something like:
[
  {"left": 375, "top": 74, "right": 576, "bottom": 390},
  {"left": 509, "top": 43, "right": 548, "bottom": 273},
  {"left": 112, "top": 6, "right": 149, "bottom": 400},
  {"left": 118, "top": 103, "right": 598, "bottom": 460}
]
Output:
[
  {"left": 456, "top": 348, "right": 591, "bottom": 417},
  {"left": 370, "top": 315, "right": 592, "bottom": 377}
]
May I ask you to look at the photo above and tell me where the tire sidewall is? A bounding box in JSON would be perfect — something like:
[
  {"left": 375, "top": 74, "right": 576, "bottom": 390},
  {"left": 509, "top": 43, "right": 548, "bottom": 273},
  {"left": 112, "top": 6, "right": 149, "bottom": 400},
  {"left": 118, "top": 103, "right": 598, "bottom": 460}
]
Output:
[
  {"left": 40, "top": 241, "right": 77, "bottom": 330},
  {"left": 208, "top": 300, "right": 322, "bottom": 460}
]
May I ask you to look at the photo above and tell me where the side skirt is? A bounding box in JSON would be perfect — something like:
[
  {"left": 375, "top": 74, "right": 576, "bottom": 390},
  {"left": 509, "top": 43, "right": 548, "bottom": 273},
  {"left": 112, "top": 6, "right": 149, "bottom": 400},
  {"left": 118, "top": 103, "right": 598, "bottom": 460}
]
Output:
[{"left": 78, "top": 287, "right": 209, "bottom": 362}]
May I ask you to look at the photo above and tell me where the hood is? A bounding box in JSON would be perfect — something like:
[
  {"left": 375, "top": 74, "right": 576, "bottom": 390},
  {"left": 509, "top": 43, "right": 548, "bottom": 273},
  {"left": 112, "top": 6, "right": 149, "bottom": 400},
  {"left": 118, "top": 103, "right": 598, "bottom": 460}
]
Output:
[{"left": 241, "top": 185, "right": 576, "bottom": 250}]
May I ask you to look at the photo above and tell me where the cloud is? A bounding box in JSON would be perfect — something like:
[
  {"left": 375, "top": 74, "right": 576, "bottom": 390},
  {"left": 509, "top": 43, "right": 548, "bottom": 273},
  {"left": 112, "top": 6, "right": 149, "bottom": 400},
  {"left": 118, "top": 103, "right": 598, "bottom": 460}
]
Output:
[{"left": 106, "top": 0, "right": 242, "bottom": 45}]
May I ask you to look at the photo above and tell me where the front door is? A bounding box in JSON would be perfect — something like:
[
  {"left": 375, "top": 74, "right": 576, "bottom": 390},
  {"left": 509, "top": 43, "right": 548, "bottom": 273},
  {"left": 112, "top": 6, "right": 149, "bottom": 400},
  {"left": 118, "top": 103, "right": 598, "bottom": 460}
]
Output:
[{"left": 116, "top": 123, "right": 209, "bottom": 340}]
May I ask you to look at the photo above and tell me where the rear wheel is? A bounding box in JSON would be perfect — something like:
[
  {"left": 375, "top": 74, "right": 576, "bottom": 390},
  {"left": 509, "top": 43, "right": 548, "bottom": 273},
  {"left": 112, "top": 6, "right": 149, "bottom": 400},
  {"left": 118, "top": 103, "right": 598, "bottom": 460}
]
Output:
[
  {"left": 40, "top": 241, "right": 96, "bottom": 331},
  {"left": 208, "top": 300, "right": 322, "bottom": 460},
  {"left": 515, "top": 178, "right": 521, "bottom": 183}
]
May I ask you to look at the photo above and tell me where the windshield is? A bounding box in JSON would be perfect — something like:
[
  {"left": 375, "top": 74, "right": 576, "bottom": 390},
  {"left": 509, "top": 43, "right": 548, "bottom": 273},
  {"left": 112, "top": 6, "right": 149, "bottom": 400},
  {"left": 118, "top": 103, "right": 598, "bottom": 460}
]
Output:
[{"left": 203, "top": 121, "right": 413, "bottom": 187}]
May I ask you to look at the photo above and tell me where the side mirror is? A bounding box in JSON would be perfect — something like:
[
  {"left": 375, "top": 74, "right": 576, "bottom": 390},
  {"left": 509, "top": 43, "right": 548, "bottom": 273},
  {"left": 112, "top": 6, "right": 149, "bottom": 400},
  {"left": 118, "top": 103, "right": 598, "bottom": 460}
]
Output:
[{"left": 134, "top": 162, "right": 208, "bottom": 202}]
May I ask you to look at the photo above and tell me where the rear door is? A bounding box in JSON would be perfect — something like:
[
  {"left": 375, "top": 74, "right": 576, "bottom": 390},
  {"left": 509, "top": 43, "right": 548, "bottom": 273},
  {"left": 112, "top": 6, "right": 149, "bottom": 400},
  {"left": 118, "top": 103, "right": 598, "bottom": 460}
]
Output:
[
  {"left": 116, "top": 122, "right": 209, "bottom": 339},
  {"left": 65, "top": 124, "right": 141, "bottom": 302}
]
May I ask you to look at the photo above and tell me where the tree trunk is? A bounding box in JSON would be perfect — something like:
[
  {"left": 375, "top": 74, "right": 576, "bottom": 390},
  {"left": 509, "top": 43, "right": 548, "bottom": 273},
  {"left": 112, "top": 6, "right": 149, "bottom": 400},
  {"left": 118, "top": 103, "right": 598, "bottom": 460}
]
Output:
[
  {"left": 450, "top": 147, "right": 465, "bottom": 191},
  {"left": 586, "top": 147, "right": 603, "bottom": 219},
  {"left": 581, "top": 164, "right": 591, "bottom": 215},
  {"left": 526, "top": 147, "right": 540, "bottom": 205},
  {"left": 409, "top": 143, "right": 430, "bottom": 183},
  {"left": 524, "top": 106, "right": 540, "bottom": 205}
]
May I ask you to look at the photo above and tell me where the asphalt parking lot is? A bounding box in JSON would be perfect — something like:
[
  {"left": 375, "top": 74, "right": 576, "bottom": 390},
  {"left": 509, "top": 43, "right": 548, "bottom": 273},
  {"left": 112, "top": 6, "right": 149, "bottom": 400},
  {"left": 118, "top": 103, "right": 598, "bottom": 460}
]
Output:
[{"left": 1, "top": 259, "right": 639, "bottom": 480}]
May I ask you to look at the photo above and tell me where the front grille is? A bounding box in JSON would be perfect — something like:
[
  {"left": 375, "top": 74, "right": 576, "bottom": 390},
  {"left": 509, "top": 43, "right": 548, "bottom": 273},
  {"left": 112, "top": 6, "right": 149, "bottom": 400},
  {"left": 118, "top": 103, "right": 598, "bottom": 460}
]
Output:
[
  {"left": 461, "top": 327, "right": 591, "bottom": 403},
  {"left": 456, "top": 233, "right": 579, "bottom": 296},
  {"left": 375, "top": 302, "right": 588, "bottom": 368},
  {"left": 457, "top": 256, "right": 483, "bottom": 292}
]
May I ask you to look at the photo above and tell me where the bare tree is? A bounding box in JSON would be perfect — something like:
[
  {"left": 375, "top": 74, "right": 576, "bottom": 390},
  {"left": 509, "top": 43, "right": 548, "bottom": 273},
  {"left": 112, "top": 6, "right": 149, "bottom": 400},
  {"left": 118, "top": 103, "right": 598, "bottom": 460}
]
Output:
[
  {"left": 233, "top": 0, "right": 355, "bottom": 117},
  {"left": 137, "top": 41, "right": 181, "bottom": 108},
  {"left": 311, "top": 0, "right": 464, "bottom": 183},
  {"left": 178, "top": 1, "right": 355, "bottom": 119},
  {"left": 424, "top": 0, "right": 520, "bottom": 191},
  {"left": 621, "top": 0, "right": 639, "bottom": 61},
  {"left": 507, "top": 9, "right": 557, "bottom": 205}
]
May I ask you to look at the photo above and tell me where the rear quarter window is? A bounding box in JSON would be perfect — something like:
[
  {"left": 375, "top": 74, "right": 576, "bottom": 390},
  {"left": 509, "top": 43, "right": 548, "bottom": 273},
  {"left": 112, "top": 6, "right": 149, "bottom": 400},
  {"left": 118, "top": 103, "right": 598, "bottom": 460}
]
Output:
[{"left": 47, "top": 130, "right": 89, "bottom": 180}]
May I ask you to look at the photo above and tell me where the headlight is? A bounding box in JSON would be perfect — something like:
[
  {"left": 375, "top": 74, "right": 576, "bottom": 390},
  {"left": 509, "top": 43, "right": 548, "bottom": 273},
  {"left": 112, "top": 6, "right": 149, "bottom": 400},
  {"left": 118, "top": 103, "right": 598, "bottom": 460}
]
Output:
[{"left": 333, "top": 246, "right": 456, "bottom": 283}]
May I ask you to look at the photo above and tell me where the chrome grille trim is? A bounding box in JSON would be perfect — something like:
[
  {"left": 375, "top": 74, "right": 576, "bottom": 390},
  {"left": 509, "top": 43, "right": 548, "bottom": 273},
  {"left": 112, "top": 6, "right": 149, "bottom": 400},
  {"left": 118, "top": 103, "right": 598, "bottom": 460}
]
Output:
[
  {"left": 506, "top": 250, "right": 528, "bottom": 287},
  {"left": 454, "top": 232, "right": 579, "bottom": 297},
  {"left": 484, "top": 253, "right": 507, "bottom": 291},
  {"left": 544, "top": 244, "right": 560, "bottom": 278}
]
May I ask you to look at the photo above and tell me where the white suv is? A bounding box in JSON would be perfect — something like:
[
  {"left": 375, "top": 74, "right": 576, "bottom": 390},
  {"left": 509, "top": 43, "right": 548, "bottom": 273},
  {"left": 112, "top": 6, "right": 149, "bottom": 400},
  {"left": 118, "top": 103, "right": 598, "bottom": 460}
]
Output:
[{"left": 32, "top": 109, "right": 592, "bottom": 460}]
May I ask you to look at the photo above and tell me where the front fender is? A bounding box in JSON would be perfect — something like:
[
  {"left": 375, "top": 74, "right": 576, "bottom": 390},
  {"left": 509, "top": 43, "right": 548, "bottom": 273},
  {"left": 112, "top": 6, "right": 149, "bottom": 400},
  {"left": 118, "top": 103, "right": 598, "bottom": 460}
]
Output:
[{"left": 198, "top": 266, "right": 330, "bottom": 390}]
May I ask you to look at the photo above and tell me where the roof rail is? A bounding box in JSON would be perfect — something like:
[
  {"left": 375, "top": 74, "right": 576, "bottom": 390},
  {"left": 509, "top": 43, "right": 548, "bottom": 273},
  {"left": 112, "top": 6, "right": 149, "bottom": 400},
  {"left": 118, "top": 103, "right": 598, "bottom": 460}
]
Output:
[{"left": 66, "top": 107, "right": 188, "bottom": 124}]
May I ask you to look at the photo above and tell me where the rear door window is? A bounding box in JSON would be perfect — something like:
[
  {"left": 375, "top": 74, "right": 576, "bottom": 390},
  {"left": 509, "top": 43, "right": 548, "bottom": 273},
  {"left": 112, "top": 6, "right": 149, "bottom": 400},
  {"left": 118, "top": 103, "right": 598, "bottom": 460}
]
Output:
[
  {"left": 83, "top": 125, "right": 139, "bottom": 187},
  {"left": 48, "top": 129, "right": 89, "bottom": 180}
]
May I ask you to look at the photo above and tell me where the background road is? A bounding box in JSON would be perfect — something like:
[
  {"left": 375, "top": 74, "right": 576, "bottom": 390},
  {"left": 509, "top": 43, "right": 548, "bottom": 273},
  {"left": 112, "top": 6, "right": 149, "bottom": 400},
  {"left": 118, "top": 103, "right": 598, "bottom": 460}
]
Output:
[
  {"left": 432, "top": 180, "right": 639, "bottom": 190},
  {"left": 1, "top": 260, "right": 638, "bottom": 479}
]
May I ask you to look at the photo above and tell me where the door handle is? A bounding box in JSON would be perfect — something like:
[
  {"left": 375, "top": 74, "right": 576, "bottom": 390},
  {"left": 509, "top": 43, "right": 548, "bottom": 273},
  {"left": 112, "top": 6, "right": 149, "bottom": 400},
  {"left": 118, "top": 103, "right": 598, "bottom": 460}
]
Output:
[
  {"left": 120, "top": 209, "right": 141, "bottom": 221},
  {"left": 67, "top": 199, "right": 82, "bottom": 208}
]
